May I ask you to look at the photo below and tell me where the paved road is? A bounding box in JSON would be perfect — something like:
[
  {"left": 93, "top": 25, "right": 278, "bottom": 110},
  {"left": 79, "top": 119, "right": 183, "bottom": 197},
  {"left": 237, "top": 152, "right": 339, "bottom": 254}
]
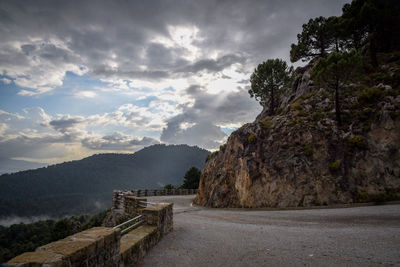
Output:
[{"left": 141, "top": 195, "right": 400, "bottom": 267}]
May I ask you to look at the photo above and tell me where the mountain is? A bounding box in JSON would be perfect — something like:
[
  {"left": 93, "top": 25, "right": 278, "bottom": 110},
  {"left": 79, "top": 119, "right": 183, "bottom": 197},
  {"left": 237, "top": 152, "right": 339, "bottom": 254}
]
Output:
[
  {"left": 196, "top": 54, "right": 400, "bottom": 208},
  {"left": 0, "top": 144, "right": 209, "bottom": 219},
  {"left": 0, "top": 158, "right": 48, "bottom": 175}
]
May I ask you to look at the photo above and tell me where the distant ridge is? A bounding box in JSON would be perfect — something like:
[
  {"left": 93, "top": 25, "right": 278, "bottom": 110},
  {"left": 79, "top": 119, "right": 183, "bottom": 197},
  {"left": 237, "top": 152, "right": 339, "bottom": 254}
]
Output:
[
  {"left": 0, "top": 144, "right": 210, "bottom": 219},
  {"left": 0, "top": 157, "right": 48, "bottom": 175}
]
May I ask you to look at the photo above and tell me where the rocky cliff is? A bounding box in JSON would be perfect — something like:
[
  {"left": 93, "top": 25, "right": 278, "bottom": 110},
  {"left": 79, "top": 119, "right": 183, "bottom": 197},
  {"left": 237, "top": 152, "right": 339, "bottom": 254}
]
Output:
[{"left": 196, "top": 56, "right": 400, "bottom": 208}]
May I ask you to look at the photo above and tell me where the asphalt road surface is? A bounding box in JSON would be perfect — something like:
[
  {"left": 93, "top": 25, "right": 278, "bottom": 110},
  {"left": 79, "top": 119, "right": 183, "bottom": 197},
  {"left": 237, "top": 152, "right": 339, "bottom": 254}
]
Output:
[{"left": 141, "top": 195, "right": 400, "bottom": 267}]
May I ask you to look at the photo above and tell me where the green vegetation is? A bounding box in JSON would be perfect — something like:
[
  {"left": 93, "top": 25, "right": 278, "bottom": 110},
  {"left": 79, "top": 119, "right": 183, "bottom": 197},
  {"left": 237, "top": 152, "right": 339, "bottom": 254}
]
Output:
[
  {"left": 358, "top": 188, "right": 400, "bottom": 203},
  {"left": 249, "top": 0, "right": 400, "bottom": 133},
  {"left": 0, "top": 210, "right": 108, "bottom": 263},
  {"left": 341, "top": 0, "right": 400, "bottom": 67},
  {"left": 249, "top": 59, "right": 294, "bottom": 115},
  {"left": 248, "top": 133, "right": 257, "bottom": 143},
  {"left": 312, "top": 50, "right": 362, "bottom": 126},
  {"left": 303, "top": 145, "right": 313, "bottom": 157},
  {"left": 163, "top": 166, "right": 202, "bottom": 189},
  {"left": 290, "top": 16, "right": 337, "bottom": 63},
  {"left": 329, "top": 161, "right": 340, "bottom": 172},
  {"left": 181, "top": 167, "right": 201, "bottom": 189},
  {"left": 290, "top": 0, "right": 400, "bottom": 66},
  {"left": 261, "top": 117, "right": 273, "bottom": 129},
  {"left": 358, "top": 87, "right": 384, "bottom": 105},
  {"left": 0, "top": 144, "right": 210, "bottom": 219},
  {"left": 163, "top": 184, "right": 176, "bottom": 190},
  {"left": 219, "top": 144, "right": 227, "bottom": 152},
  {"left": 348, "top": 135, "right": 367, "bottom": 149},
  {"left": 206, "top": 151, "right": 219, "bottom": 162}
]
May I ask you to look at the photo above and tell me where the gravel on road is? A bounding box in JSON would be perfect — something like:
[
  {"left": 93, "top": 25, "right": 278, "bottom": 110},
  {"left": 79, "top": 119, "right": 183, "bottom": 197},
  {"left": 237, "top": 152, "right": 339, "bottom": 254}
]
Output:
[{"left": 140, "top": 195, "right": 400, "bottom": 267}]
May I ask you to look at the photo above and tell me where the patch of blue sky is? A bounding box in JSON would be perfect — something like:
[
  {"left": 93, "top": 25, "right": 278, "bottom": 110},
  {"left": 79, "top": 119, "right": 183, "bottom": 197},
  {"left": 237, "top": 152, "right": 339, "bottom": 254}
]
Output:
[
  {"left": 163, "top": 86, "right": 175, "bottom": 92},
  {"left": 221, "top": 127, "right": 237, "bottom": 135},
  {"left": 132, "top": 96, "right": 158, "bottom": 107},
  {"left": 0, "top": 72, "right": 160, "bottom": 117}
]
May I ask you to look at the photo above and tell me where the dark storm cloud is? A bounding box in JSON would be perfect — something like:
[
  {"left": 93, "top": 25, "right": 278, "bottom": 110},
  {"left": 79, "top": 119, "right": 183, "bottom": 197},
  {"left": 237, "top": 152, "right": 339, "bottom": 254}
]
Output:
[
  {"left": 160, "top": 85, "right": 262, "bottom": 148},
  {"left": 81, "top": 132, "right": 159, "bottom": 150},
  {"left": 91, "top": 66, "right": 170, "bottom": 80},
  {"left": 174, "top": 54, "right": 245, "bottom": 74},
  {"left": 161, "top": 120, "right": 226, "bottom": 149},
  {"left": 49, "top": 117, "right": 84, "bottom": 132},
  {"left": 0, "top": 0, "right": 349, "bottom": 85},
  {"left": 0, "top": 134, "right": 72, "bottom": 159},
  {"left": 20, "top": 44, "right": 36, "bottom": 55},
  {"left": 0, "top": 0, "right": 350, "bottom": 155},
  {"left": 145, "top": 43, "right": 189, "bottom": 69}
]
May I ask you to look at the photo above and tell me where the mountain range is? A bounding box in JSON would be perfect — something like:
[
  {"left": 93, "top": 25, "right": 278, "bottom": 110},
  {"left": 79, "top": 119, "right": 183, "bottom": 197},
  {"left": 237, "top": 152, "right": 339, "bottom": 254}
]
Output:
[{"left": 0, "top": 144, "right": 209, "bottom": 220}]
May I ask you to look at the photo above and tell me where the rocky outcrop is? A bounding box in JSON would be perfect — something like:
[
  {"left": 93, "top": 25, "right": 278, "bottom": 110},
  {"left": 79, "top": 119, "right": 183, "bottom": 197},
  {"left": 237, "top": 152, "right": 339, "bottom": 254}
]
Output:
[{"left": 196, "top": 61, "right": 400, "bottom": 208}]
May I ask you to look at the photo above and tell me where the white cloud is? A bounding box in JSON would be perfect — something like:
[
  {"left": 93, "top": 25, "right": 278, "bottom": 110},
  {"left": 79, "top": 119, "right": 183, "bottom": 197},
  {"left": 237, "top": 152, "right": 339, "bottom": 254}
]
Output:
[
  {"left": 0, "top": 0, "right": 349, "bottom": 162},
  {"left": 0, "top": 39, "right": 87, "bottom": 95},
  {"left": 74, "top": 91, "right": 97, "bottom": 98},
  {"left": 0, "top": 78, "right": 12, "bottom": 84},
  {"left": 82, "top": 132, "right": 159, "bottom": 150},
  {"left": 0, "top": 107, "right": 164, "bottom": 164}
]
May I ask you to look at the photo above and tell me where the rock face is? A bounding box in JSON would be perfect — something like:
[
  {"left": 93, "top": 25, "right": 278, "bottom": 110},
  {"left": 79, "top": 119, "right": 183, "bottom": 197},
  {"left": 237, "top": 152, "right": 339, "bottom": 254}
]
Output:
[{"left": 196, "top": 62, "right": 400, "bottom": 208}]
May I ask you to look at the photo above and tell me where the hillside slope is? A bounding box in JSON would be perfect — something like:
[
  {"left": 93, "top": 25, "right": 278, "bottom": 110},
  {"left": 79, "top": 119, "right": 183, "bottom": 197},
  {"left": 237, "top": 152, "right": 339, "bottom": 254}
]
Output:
[
  {"left": 196, "top": 54, "right": 400, "bottom": 208},
  {"left": 0, "top": 144, "right": 209, "bottom": 218},
  {"left": 0, "top": 158, "right": 48, "bottom": 175}
]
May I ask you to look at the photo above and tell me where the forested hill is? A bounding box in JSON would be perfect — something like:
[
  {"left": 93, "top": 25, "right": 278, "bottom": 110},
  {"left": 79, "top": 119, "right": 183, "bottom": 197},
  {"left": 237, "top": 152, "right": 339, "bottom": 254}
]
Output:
[{"left": 0, "top": 144, "right": 209, "bottom": 219}]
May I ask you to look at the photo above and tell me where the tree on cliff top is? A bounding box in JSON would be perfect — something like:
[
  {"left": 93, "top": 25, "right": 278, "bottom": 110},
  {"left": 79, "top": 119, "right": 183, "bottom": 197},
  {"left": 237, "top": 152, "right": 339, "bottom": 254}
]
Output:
[
  {"left": 340, "top": 0, "right": 400, "bottom": 67},
  {"left": 290, "top": 16, "right": 336, "bottom": 63},
  {"left": 312, "top": 50, "right": 362, "bottom": 126},
  {"left": 249, "top": 59, "right": 293, "bottom": 116}
]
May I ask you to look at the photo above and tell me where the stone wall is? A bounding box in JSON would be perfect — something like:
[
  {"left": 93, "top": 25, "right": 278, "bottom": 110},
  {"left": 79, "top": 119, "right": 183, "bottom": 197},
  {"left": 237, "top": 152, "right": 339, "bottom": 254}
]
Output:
[
  {"left": 124, "top": 196, "right": 147, "bottom": 217},
  {"left": 114, "top": 189, "right": 198, "bottom": 198},
  {"left": 8, "top": 227, "right": 121, "bottom": 267},
  {"left": 142, "top": 203, "right": 173, "bottom": 237},
  {"left": 112, "top": 190, "right": 134, "bottom": 214},
  {"left": 7, "top": 201, "right": 173, "bottom": 267}
]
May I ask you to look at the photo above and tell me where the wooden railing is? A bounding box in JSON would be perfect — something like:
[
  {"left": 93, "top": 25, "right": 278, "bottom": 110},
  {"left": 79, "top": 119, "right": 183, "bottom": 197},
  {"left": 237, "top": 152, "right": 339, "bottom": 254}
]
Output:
[{"left": 131, "top": 188, "right": 198, "bottom": 197}]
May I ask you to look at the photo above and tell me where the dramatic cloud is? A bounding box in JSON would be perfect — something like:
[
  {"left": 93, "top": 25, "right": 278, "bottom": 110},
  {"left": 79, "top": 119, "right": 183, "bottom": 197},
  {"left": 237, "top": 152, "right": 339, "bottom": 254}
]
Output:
[
  {"left": 0, "top": 107, "right": 163, "bottom": 163},
  {"left": 0, "top": 0, "right": 349, "bottom": 167},
  {"left": 161, "top": 84, "right": 262, "bottom": 146},
  {"left": 82, "top": 132, "right": 159, "bottom": 150},
  {"left": 0, "top": 0, "right": 348, "bottom": 92}
]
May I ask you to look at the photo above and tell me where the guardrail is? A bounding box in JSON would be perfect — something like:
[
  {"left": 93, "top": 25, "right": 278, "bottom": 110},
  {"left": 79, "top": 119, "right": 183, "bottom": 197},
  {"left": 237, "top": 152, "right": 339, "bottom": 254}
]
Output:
[
  {"left": 131, "top": 188, "right": 198, "bottom": 197},
  {"left": 113, "top": 214, "right": 144, "bottom": 235},
  {"left": 8, "top": 201, "right": 174, "bottom": 266}
]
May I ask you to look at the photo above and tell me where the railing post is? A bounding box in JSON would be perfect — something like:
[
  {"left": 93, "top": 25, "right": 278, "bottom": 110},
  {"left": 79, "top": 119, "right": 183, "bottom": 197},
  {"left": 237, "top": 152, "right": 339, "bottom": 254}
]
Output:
[
  {"left": 154, "top": 189, "right": 158, "bottom": 196},
  {"left": 137, "top": 190, "right": 141, "bottom": 197},
  {"left": 144, "top": 189, "right": 148, "bottom": 196}
]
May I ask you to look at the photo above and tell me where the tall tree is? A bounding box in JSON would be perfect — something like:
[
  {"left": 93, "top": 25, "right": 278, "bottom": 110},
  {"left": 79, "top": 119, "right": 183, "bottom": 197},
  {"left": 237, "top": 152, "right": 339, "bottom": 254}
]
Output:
[
  {"left": 181, "top": 167, "right": 201, "bottom": 189},
  {"left": 339, "top": 1, "right": 368, "bottom": 51},
  {"left": 341, "top": 0, "right": 400, "bottom": 67},
  {"left": 249, "top": 59, "right": 293, "bottom": 115},
  {"left": 290, "top": 16, "right": 336, "bottom": 63},
  {"left": 311, "top": 50, "right": 362, "bottom": 126}
]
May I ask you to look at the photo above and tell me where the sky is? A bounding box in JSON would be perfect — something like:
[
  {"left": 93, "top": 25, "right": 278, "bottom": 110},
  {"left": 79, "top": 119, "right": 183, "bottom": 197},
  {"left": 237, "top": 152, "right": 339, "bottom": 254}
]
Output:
[{"left": 0, "top": 0, "right": 349, "bottom": 166}]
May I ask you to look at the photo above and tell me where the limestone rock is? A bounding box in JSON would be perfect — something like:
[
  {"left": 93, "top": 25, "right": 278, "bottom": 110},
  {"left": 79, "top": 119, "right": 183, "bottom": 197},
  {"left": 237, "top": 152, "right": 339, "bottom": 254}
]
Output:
[{"left": 196, "top": 64, "right": 400, "bottom": 208}]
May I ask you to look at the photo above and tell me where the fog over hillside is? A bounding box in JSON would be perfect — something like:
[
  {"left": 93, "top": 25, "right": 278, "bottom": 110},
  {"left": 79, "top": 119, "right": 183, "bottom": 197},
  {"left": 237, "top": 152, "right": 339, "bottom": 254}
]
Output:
[{"left": 0, "top": 144, "right": 210, "bottom": 223}]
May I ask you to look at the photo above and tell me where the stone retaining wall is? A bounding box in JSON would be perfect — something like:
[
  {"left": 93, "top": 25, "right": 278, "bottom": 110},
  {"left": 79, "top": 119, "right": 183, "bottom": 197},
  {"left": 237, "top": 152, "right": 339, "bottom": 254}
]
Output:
[
  {"left": 124, "top": 196, "right": 147, "bottom": 217},
  {"left": 8, "top": 227, "right": 121, "bottom": 267},
  {"left": 7, "top": 201, "right": 173, "bottom": 267},
  {"left": 142, "top": 203, "right": 173, "bottom": 237}
]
